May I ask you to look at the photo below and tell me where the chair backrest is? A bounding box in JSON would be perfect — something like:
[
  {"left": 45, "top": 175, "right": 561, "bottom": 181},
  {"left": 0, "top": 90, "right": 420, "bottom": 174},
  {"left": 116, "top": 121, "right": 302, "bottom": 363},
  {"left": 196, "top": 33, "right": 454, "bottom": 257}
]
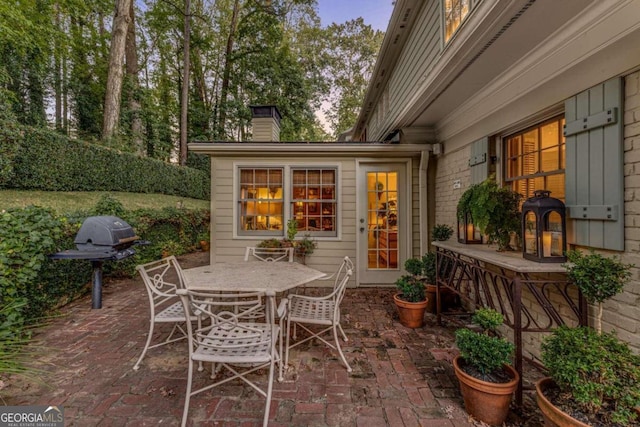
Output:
[
  {"left": 136, "top": 256, "right": 187, "bottom": 304},
  {"left": 322, "top": 256, "right": 354, "bottom": 289},
  {"left": 333, "top": 260, "right": 354, "bottom": 309},
  {"left": 180, "top": 289, "right": 268, "bottom": 325},
  {"left": 244, "top": 246, "right": 294, "bottom": 263},
  {"left": 177, "top": 289, "right": 276, "bottom": 356}
]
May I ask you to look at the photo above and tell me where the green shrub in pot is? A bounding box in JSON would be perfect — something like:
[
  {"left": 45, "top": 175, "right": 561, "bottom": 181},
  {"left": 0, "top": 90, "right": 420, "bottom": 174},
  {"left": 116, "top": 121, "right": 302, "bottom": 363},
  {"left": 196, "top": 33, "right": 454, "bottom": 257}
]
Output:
[{"left": 541, "top": 326, "right": 640, "bottom": 425}]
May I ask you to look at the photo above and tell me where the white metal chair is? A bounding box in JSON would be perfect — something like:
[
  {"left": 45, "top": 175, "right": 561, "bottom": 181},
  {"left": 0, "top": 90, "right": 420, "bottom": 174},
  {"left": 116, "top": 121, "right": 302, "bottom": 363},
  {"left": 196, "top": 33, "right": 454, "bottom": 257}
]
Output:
[
  {"left": 244, "top": 246, "right": 294, "bottom": 262},
  {"left": 177, "top": 288, "right": 280, "bottom": 427},
  {"left": 280, "top": 256, "right": 354, "bottom": 372},
  {"left": 133, "top": 256, "right": 200, "bottom": 371}
]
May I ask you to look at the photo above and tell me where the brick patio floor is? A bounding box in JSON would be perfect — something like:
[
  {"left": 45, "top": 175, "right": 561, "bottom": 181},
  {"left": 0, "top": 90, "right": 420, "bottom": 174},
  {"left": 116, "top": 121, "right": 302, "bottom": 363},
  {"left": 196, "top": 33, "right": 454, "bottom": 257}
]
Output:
[{"left": 5, "top": 253, "right": 544, "bottom": 426}]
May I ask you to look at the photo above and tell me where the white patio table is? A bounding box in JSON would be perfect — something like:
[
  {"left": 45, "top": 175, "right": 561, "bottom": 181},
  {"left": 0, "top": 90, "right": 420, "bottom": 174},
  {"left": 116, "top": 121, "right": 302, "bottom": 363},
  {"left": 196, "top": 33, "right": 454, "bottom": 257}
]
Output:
[{"left": 182, "top": 261, "right": 326, "bottom": 381}]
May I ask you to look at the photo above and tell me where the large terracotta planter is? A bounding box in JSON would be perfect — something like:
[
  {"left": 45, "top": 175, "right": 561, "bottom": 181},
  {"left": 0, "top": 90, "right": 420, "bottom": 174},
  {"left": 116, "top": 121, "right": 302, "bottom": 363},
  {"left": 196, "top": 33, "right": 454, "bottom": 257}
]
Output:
[
  {"left": 393, "top": 294, "right": 428, "bottom": 328},
  {"left": 453, "top": 355, "right": 519, "bottom": 426},
  {"left": 535, "top": 377, "right": 589, "bottom": 427}
]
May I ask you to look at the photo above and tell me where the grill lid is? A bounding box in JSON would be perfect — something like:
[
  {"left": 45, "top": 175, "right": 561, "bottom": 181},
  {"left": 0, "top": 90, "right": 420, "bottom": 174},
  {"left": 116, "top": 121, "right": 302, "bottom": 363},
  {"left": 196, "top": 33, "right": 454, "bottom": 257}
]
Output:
[{"left": 74, "top": 216, "right": 139, "bottom": 251}]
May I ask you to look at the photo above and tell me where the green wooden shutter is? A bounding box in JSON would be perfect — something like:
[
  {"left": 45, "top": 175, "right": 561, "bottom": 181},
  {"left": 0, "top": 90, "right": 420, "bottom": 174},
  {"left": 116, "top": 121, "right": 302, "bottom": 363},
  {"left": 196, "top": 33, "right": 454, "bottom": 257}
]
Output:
[
  {"left": 564, "top": 77, "right": 624, "bottom": 251},
  {"left": 469, "top": 137, "right": 489, "bottom": 184}
]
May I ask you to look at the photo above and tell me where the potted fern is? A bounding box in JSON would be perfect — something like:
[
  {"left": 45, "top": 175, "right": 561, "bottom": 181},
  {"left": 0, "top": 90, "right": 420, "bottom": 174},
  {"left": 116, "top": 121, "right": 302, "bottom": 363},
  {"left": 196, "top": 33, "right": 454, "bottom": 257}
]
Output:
[
  {"left": 536, "top": 250, "right": 639, "bottom": 426},
  {"left": 453, "top": 308, "right": 518, "bottom": 426},
  {"left": 457, "top": 177, "right": 521, "bottom": 251}
]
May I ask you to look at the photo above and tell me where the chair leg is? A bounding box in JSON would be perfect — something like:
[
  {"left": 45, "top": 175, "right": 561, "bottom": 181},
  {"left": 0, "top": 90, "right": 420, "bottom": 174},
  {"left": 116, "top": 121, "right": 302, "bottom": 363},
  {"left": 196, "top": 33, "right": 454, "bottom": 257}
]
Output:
[
  {"left": 338, "top": 323, "right": 348, "bottom": 342},
  {"left": 181, "top": 357, "right": 195, "bottom": 427},
  {"left": 332, "top": 324, "right": 352, "bottom": 373},
  {"left": 285, "top": 317, "right": 292, "bottom": 368},
  {"left": 133, "top": 319, "right": 155, "bottom": 370},
  {"left": 262, "top": 358, "right": 276, "bottom": 427}
]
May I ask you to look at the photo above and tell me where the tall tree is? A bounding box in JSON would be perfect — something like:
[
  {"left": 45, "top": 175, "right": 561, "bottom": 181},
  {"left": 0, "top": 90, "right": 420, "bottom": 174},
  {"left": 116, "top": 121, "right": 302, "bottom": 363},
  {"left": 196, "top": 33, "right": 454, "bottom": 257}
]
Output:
[
  {"left": 102, "top": 0, "right": 132, "bottom": 141},
  {"left": 322, "top": 18, "right": 384, "bottom": 138},
  {"left": 179, "top": 0, "right": 191, "bottom": 165},
  {"left": 125, "top": 0, "right": 143, "bottom": 154}
]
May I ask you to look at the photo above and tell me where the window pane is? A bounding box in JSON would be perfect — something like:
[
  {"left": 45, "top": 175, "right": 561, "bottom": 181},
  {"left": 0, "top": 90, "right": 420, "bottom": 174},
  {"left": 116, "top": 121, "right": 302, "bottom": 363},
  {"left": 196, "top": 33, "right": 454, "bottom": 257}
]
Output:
[
  {"left": 504, "top": 116, "right": 565, "bottom": 201},
  {"left": 541, "top": 121, "right": 559, "bottom": 149},
  {"left": 291, "top": 168, "right": 337, "bottom": 236},
  {"left": 239, "top": 167, "right": 284, "bottom": 234}
]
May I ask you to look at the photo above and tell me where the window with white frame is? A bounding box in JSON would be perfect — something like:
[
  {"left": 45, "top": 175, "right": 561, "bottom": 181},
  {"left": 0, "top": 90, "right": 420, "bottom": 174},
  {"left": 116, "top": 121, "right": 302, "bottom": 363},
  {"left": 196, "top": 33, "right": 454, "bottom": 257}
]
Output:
[
  {"left": 238, "top": 168, "right": 284, "bottom": 235},
  {"left": 444, "top": 0, "right": 471, "bottom": 42},
  {"left": 238, "top": 166, "right": 338, "bottom": 237},
  {"left": 292, "top": 168, "right": 337, "bottom": 236},
  {"left": 504, "top": 116, "right": 566, "bottom": 201}
]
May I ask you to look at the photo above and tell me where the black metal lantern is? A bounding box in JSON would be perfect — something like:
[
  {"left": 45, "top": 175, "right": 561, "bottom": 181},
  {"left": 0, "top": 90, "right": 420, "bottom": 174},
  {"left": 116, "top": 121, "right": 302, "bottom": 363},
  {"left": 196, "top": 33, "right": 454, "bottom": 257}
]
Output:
[
  {"left": 457, "top": 212, "right": 483, "bottom": 244},
  {"left": 522, "top": 190, "right": 567, "bottom": 263}
]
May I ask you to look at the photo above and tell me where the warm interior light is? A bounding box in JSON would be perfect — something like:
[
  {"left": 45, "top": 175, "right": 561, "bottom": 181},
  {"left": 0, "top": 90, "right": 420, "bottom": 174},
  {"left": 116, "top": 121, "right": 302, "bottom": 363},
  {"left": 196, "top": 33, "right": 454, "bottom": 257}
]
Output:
[{"left": 542, "top": 231, "right": 552, "bottom": 257}]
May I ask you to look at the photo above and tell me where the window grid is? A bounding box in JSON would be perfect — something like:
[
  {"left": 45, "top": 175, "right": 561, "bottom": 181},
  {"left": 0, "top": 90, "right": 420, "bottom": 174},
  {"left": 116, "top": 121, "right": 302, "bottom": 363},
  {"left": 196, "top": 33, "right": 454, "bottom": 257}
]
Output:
[
  {"left": 238, "top": 168, "right": 284, "bottom": 235},
  {"left": 292, "top": 168, "right": 337, "bottom": 236},
  {"left": 504, "top": 116, "right": 566, "bottom": 201},
  {"left": 444, "top": 0, "right": 470, "bottom": 42}
]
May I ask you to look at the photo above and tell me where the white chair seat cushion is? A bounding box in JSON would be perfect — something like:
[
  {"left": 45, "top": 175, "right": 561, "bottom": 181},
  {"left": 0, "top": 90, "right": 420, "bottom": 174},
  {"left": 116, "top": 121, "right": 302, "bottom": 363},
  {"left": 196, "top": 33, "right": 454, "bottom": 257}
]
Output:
[
  {"left": 287, "top": 298, "right": 334, "bottom": 325},
  {"left": 193, "top": 323, "right": 279, "bottom": 364}
]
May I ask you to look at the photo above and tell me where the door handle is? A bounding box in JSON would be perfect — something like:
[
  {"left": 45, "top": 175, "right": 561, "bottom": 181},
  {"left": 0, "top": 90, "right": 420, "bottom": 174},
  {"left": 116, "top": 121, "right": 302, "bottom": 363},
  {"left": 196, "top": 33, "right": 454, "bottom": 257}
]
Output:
[{"left": 360, "top": 227, "right": 365, "bottom": 233}]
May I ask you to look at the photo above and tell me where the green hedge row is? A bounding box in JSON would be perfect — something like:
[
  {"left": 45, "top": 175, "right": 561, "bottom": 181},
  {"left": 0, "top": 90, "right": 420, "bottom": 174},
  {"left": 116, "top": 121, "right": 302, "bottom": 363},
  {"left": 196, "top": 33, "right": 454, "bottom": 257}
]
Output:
[
  {"left": 0, "top": 203, "right": 210, "bottom": 329},
  {"left": 0, "top": 125, "right": 210, "bottom": 200}
]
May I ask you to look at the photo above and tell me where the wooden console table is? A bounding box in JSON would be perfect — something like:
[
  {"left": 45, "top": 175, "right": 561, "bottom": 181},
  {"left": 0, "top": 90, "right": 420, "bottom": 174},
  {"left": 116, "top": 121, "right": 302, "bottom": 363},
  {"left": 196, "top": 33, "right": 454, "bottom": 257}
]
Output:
[{"left": 433, "top": 241, "right": 587, "bottom": 406}]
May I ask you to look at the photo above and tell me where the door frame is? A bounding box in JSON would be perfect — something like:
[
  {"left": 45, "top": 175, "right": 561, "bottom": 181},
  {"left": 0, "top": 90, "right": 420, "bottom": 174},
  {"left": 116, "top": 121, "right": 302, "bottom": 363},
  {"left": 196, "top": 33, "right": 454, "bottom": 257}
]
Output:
[{"left": 355, "top": 159, "right": 413, "bottom": 286}]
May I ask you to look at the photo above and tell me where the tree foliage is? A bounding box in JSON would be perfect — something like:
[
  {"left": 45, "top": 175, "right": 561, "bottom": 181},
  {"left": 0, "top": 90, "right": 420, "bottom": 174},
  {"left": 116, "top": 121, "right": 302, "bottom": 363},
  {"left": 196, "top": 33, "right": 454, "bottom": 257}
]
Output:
[{"left": 0, "top": 0, "right": 385, "bottom": 156}]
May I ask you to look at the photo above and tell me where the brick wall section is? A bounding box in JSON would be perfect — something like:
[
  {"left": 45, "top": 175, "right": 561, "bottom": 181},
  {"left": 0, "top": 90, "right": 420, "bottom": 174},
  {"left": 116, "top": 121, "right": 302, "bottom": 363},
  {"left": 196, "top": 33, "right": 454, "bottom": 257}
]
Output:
[
  {"left": 615, "top": 70, "right": 640, "bottom": 352},
  {"left": 432, "top": 70, "right": 640, "bottom": 357},
  {"left": 433, "top": 146, "right": 470, "bottom": 233}
]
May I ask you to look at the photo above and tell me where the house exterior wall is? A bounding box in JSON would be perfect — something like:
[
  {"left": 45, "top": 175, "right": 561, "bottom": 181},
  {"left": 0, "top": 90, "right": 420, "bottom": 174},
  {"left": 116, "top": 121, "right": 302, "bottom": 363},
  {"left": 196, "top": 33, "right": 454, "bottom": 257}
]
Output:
[
  {"left": 370, "top": 1, "right": 441, "bottom": 140},
  {"left": 432, "top": 70, "right": 640, "bottom": 358},
  {"left": 208, "top": 156, "right": 424, "bottom": 287}
]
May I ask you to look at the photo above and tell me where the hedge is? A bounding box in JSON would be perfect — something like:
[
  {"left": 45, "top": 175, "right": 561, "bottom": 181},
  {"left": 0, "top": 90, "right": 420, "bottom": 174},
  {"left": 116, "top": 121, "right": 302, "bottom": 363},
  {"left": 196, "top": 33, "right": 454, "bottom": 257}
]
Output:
[
  {"left": 0, "top": 203, "right": 210, "bottom": 329},
  {"left": 0, "top": 124, "right": 210, "bottom": 200}
]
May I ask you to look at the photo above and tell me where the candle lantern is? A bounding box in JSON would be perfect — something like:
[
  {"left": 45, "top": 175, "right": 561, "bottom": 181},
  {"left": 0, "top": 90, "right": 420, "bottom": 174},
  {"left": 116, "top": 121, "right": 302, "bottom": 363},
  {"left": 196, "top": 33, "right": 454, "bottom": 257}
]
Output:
[
  {"left": 457, "top": 212, "right": 483, "bottom": 244},
  {"left": 521, "top": 190, "right": 566, "bottom": 263}
]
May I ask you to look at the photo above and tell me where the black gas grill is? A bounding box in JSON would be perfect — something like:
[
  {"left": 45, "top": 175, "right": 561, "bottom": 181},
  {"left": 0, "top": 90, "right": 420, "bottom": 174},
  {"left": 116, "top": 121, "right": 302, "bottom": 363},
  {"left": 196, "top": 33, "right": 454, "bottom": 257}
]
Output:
[{"left": 50, "top": 216, "right": 148, "bottom": 309}]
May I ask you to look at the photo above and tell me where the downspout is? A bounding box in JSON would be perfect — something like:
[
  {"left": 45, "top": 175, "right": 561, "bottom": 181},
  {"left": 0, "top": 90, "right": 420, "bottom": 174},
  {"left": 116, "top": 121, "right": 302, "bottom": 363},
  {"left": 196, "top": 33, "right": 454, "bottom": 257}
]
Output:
[{"left": 419, "top": 150, "right": 430, "bottom": 255}]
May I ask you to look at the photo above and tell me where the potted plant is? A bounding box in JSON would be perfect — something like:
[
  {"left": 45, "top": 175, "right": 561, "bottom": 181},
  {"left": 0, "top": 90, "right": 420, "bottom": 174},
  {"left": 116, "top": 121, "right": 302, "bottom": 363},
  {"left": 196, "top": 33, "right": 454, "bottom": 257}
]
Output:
[
  {"left": 536, "top": 250, "right": 638, "bottom": 426},
  {"left": 457, "top": 177, "right": 521, "bottom": 251},
  {"left": 453, "top": 308, "right": 518, "bottom": 426},
  {"left": 197, "top": 231, "right": 210, "bottom": 252},
  {"left": 564, "top": 250, "right": 632, "bottom": 334},
  {"left": 537, "top": 326, "right": 640, "bottom": 426},
  {"left": 432, "top": 223, "right": 454, "bottom": 241},
  {"left": 393, "top": 254, "right": 435, "bottom": 328},
  {"left": 393, "top": 272, "right": 428, "bottom": 328}
]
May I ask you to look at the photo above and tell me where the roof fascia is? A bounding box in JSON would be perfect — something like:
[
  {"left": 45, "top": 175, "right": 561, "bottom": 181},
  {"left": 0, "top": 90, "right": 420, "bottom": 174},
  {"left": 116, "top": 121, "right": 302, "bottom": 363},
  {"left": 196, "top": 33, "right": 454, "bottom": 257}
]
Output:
[{"left": 188, "top": 142, "right": 432, "bottom": 157}]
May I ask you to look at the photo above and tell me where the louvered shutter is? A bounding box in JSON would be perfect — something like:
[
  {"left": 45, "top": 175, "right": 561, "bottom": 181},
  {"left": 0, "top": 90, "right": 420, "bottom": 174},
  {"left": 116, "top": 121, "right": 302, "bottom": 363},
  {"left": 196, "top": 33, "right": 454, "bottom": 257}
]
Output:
[
  {"left": 469, "top": 137, "right": 489, "bottom": 184},
  {"left": 564, "top": 77, "right": 624, "bottom": 251}
]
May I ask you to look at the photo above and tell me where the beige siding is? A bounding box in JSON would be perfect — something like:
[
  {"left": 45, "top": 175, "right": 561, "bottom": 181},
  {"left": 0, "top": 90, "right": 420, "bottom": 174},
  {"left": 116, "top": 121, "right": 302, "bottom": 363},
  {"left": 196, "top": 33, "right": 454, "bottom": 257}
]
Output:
[
  {"left": 210, "top": 157, "right": 358, "bottom": 286},
  {"left": 371, "top": 1, "right": 441, "bottom": 140}
]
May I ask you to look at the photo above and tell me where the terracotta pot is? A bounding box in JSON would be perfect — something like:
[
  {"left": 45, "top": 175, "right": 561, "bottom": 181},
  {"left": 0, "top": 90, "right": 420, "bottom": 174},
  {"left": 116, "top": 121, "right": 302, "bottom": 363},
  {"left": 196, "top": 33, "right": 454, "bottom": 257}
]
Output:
[
  {"left": 535, "top": 377, "right": 589, "bottom": 427},
  {"left": 393, "top": 294, "right": 428, "bottom": 328},
  {"left": 200, "top": 240, "right": 210, "bottom": 252},
  {"left": 453, "top": 355, "right": 519, "bottom": 426}
]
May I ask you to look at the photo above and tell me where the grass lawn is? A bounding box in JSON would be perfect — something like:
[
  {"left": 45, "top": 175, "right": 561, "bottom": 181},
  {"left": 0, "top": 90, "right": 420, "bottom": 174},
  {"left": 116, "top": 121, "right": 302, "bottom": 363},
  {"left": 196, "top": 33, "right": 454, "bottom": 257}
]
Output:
[{"left": 0, "top": 190, "right": 210, "bottom": 214}]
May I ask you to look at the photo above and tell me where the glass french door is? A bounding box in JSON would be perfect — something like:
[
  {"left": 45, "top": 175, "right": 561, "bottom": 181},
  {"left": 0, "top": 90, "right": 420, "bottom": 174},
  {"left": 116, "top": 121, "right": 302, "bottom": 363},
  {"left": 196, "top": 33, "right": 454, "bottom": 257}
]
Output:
[{"left": 358, "top": 163, "right": 407, "bottom": 284}]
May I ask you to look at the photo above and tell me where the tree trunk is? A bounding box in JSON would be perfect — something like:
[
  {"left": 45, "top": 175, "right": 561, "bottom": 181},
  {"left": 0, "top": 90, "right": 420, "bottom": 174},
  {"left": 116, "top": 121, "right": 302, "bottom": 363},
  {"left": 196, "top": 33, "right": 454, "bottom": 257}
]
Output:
[
  {"left": 102, "top": 0, "right": 132, "bottom": 141},
  {"left": 54, "top": 4, "right": 62, "bottom": 132},
  {"left": 179, "top": 0, "right": 191, "bottom": 166},
  {"left": 216, "top": 0, "right": 240, "bottom": 140},
  {"left": 125, "top": 0, "right": 143, "bottom": 155}
]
